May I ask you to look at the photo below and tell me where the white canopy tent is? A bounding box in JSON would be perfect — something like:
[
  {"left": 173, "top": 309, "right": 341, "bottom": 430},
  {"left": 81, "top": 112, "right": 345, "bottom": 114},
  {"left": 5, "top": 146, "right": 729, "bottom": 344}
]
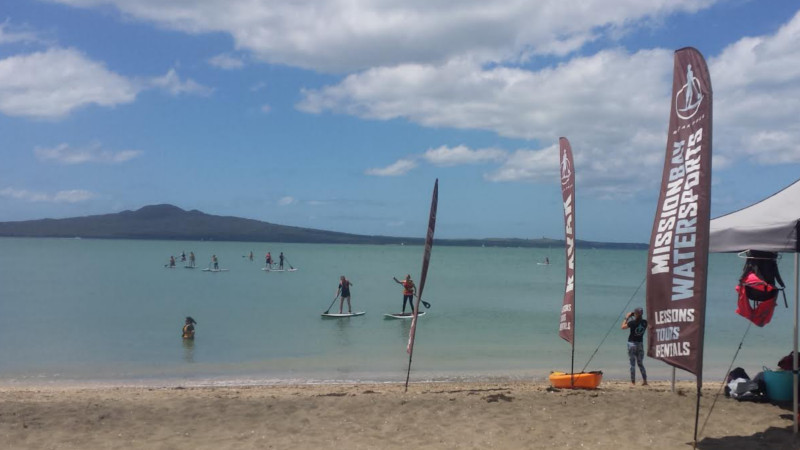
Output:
[{"left": 709, "top": 178, "right": 800, "bottom": 433}]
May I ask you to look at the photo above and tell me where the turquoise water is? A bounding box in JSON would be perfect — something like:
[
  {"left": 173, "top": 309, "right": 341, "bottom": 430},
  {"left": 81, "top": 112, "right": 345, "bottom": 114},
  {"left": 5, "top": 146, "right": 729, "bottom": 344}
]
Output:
[{"left": 0, "top": 237, "right": 795, "bottom": 386}]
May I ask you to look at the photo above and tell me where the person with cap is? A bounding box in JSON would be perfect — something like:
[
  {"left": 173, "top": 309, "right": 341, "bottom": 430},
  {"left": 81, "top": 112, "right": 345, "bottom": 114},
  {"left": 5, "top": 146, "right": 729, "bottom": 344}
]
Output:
[
  {"left": 621, "top": 307, "right": 648, "bottom": 386},
  {"left": 182, "top": 317, "right": 197, "bottom": 340},
  {"left": 393, "top": 274, "right": 416, "bottom": 315}
]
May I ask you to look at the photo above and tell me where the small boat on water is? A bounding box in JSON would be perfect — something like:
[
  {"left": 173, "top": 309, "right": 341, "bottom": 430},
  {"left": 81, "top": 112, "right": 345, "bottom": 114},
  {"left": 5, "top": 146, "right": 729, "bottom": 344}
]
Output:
[{"left": 548, "top": 371, "right": 603, "bottom": 389}]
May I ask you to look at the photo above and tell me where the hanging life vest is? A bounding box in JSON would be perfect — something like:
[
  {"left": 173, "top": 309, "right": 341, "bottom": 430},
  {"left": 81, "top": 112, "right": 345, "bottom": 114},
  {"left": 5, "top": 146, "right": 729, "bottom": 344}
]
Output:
[{"left": 735, "top": 271, "right": 785, "bottom": 327}]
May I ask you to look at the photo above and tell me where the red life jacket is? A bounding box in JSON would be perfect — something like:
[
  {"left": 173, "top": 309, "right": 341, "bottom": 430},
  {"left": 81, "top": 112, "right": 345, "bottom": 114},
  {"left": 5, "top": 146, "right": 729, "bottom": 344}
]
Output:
[{"left": 735, "top": 271, "right": 778, "bottom": 327}]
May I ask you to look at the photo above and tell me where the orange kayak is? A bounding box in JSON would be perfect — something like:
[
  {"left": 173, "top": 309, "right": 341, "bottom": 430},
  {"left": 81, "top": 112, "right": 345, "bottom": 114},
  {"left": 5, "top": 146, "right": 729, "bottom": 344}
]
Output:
[{"left": 548, "top": 371, "right": 603, "bottom": 389}]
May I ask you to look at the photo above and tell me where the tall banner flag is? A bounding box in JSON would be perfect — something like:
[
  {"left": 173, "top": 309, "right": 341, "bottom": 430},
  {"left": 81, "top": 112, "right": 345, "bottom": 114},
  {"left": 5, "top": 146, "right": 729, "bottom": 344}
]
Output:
[
  {"left": 404, "top": 179, "right": 438, "bottom": 391},
  {"left": 407, "top": 179, "right": 438, "bottom": 355},
  {"left": 646, "top": 47, "right": 712, "bottom": 378},
  {"left": 559, "top": 138, "right": 576, "bottom": 345}
]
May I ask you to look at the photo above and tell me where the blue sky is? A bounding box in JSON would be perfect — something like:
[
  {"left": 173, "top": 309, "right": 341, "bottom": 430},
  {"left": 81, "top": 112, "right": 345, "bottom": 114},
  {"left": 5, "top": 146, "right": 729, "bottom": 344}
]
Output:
[{"left": 1, "top": 0, "right": 799, "bottom": 242}]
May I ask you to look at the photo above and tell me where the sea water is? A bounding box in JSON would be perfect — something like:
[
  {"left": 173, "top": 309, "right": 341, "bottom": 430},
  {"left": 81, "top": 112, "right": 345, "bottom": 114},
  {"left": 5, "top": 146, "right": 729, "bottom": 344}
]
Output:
[{"left": 0, "top": 237, "right": 795, "bottom": 386}]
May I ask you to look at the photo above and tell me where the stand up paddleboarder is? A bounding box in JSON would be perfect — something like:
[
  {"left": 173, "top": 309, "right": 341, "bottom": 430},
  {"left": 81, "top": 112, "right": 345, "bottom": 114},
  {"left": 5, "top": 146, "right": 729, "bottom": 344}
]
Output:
[
  {"left": 337, "top": 276, "right": 353, "bottom": 314},
  {"left": 393, "top": 275, "right": 416, "bottom": 314}
]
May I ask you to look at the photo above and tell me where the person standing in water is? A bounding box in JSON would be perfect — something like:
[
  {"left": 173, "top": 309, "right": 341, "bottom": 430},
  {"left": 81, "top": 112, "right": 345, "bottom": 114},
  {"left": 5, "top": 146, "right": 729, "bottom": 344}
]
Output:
[
  {"left": 393, "top": 275, "right": 416, "bottom": 314},
  {"left": 182, "top": 317, "right": 197, "bottom": 339},
  {"left": 337, "top": 275, "right": 353, "bottom": 314},
  {"left": 621, "top": 307, "right": 648, "bottom": 386},
  {"left": 279, "top": 252, "right": 285, "bottom": 270},
  {"left": 189, "top": 251, "right": 196, "bottom": 267}
]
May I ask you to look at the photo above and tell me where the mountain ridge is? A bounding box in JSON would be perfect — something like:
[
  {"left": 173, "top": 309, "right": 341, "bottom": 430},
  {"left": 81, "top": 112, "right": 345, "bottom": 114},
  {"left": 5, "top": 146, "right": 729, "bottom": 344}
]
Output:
[{"left": 0, "top": 204, "right": 647, "bottom": 249}]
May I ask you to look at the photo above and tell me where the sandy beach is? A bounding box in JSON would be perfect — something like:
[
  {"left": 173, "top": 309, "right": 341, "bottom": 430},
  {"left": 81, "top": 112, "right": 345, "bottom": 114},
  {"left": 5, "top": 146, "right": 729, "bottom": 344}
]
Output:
[{"left": 1, "top": 380, "right": 797, "bottom": 449}]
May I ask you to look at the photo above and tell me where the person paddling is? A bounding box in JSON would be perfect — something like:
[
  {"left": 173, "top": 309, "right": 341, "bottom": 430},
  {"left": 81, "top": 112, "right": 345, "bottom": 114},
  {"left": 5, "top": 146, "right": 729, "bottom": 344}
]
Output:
[
  {"left": 337, "top": 276, "right": 353, "bottom": 314},
  {"left": 212, "top": 254, "right": 219, "bottom": 270},
  {"left": 169, "top": 256, "right": 176, "bottom": 267},
  {"left": 182, "top": 317, "right": 197, "bottom": 340},
  {"left": 393, "top": 275, "right": 416, "bottom": 314},
  {"left": 279, "top": 252, "right": 285, "bottom": 270},
  {"left": 265, "top": 252, "right": 272, "bottom": 269},
  {"left": 189, "top": 251, "right": 196, "bottom": 267}
]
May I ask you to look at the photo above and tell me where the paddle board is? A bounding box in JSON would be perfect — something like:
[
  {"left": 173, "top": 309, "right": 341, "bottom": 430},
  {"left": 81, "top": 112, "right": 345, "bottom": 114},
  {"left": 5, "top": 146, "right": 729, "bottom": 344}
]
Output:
[
  {"left": 384, "top": 311, "right": 426, "bottom": 319},
  {"left": 321, "top": 312, "right": 366, "bottom": 318},
  {"left": 261, "top": 268, "right": 298, "bottom": 272},
  {"left": 202, "top": 268, "right": 229, "bottom": 272},
  {"left": 537, "top": 263, "right": 550, "bottom": 266},
  {"left": 184, "top": 266, "right": 196, "bottom": 269}
]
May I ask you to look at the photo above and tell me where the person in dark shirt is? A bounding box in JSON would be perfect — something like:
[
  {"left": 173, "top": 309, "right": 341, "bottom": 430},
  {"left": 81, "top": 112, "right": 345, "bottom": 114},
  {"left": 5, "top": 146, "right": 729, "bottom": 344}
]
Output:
[
  {"left": 621, "top": 307, "right": 648, "bottom": 386},
  {"left": 182, "top": 317, "right": 197, "bottom": 340},
  {"left": 337, "top": 276, "right": 353, "bottom": 314}
]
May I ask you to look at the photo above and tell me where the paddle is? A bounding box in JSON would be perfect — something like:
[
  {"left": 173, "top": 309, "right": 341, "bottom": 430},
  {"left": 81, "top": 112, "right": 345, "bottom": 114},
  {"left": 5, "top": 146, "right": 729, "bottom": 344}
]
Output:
[
  {"left": 324, "top": 294, "right": 340, "bottom": 314},
  {"left": 284, "top": 258, "right": 295, "bottom": 270}
]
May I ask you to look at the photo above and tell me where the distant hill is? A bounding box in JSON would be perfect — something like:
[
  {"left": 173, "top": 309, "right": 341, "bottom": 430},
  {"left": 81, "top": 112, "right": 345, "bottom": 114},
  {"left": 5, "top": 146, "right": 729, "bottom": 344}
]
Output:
[{"left": 0, "top": 204, "right": 646, "bottom": 249}]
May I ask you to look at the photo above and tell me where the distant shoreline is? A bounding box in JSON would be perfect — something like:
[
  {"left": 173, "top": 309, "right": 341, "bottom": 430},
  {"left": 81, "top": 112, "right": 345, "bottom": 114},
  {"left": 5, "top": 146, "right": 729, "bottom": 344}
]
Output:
[
  {"left": 0, "top": 204, "right": 647, "bottom": 249},
  {"left": 0, "top": 234, "right": 647, "bottom": 250}
]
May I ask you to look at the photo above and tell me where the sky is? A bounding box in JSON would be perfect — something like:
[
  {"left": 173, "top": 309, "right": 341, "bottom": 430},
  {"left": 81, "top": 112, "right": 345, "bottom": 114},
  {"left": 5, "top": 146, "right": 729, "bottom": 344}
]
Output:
[{"left": 1, "top": 0, "right": 799, "bottom": 243}]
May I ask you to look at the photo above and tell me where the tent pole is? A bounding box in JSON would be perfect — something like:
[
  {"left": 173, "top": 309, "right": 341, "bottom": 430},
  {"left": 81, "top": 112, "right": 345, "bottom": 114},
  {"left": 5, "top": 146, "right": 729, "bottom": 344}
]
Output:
[{"left": 793, "top": 253, "right": 798, "bottom": 434}]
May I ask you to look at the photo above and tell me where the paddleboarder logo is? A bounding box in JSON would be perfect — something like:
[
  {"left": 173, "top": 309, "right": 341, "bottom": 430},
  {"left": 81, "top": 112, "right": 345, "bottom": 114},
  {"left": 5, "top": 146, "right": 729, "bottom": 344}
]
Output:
[
  {"left": 675, "top": 64, "right": 704, "bottom": 120},
  {"left": 560, "top": 151, "right": 572, "bottom": 185}
]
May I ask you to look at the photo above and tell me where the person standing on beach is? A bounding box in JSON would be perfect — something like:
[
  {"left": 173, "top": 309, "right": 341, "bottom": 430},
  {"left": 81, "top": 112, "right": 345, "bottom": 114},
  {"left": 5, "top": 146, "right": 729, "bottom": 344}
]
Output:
[
  {"left": 393, "top": 275, "right": 416, "bottom": 314},
  {"left": 337, "top": 276, "right": 353, "bottom": 314},
  {"left": 621, "top": 307, "right": 648, "bottom": 386}
]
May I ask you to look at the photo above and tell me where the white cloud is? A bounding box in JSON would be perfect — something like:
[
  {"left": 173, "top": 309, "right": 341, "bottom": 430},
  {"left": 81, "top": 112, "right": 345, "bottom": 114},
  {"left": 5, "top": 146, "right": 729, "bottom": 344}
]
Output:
[
  {"left": 49, "top": 0, "right": 715, "bottom": 72},
  {"left": 423, "top": 145, "right": 506, "bottom": 166},
  {"left": 710, "top": 10, "right": 800, "bottom": 165},
  {"left": 0, "top": 48, "right": 138, "bottom": 118},
  {"left": 485, "top": 146, "right": 559, "bottom": 183},
  {"left": 365, "top": 159, "right": 417, "bottom": 176},
  {"left": 0, "top": 20, "right": 47, "bottom": 45},
  {"left": 260, "top": 104, "right": 271, "bottom": 113},
  {"left": 149, "top": 68, "right": 213, "bottom": 96},
  {"left": 34, "top": 143, "right": 142, "bottom": 164},
  {"left": 0, "top": 187, "right": 95, "bottom": 203},
  {"left": 208, "top": 53, "right": 245, "bottom": 70},
  {"left": 303, "top": 10, "right": 800, "bottom": 190},
  {"left": 304, "top": 50, "right": 672, "bottom": 191},
  {"left": 0, "top": 48, "right": 211, "bottom": 119},
  {"left": 278, "top": 196, "right": 297, "bottom": 206}
]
